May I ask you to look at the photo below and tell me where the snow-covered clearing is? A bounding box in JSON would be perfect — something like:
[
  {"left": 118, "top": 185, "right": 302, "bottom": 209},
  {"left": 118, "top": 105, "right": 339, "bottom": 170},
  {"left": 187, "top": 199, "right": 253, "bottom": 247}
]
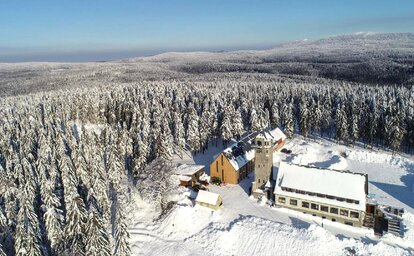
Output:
[{"left": 127, "top": 137, "right": 414, "bottom": 255}]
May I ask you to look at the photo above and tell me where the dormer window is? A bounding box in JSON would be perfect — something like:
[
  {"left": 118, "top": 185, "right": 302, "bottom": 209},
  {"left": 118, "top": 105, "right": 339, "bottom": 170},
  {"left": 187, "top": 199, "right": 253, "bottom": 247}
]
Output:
[{"left": 257, "top": 141, "right": 262, "bottom": 147}]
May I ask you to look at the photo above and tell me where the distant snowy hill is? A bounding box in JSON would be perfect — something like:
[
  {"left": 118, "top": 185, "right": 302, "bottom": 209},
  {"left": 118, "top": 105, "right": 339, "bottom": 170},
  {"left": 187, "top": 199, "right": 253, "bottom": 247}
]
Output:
[
  {"left": 139, "top": 32, "right": 414, "bottom": 85},
  {"left": 1, "top": 33, "right": 414, "bottom": 96}
]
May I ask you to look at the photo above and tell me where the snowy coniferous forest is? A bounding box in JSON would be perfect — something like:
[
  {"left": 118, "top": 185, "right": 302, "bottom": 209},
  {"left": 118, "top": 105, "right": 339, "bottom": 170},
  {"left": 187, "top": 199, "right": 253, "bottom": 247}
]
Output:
[
  {"left": 0, "top": 33, "right": 414, "bottom": 255},
  {"left": 0, "top": 78, "right": 414, "bottom": 255}
]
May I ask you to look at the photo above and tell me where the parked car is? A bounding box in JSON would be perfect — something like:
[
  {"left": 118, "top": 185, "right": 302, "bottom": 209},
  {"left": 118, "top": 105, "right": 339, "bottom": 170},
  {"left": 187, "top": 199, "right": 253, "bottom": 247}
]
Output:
[{"left": 281, "top": 148, "right": 292, "bottom": 154}]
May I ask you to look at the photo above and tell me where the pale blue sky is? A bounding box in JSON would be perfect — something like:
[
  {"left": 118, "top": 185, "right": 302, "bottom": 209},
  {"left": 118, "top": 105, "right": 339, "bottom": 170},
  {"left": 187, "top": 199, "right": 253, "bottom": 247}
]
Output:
[{"left": 1, "top": 0, "right": 414, "bottom": 62}]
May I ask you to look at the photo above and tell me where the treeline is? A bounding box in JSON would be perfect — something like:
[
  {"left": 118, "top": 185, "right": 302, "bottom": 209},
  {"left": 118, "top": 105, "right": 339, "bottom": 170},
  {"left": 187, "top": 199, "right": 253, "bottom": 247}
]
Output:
[{"left": 0, "top": 79, "right": 413, "bottom": 255}]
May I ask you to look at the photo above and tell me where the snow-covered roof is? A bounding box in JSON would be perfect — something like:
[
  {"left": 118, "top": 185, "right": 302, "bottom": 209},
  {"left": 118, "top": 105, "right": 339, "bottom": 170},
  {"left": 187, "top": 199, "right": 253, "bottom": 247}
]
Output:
[
  {"left": 196, "top": 190, "right": 221, "bottom": 205},
  {"left": 178, "top": 175, "right": 192, "bottom": 182},
  {"left": 274, "top": 162, "right": 367, "bottom": 211},
  {"left": 223, "top": 146, "right": 255, "bottom": 171},
  {"left": 257, "top": 127, "right": 287, "bottom": 144},
  {"left": 174, "top": 164, "right": 205, "bottom": 176},
  {"left": 221, "top": 136, "right": 255, "bottom": 171}
]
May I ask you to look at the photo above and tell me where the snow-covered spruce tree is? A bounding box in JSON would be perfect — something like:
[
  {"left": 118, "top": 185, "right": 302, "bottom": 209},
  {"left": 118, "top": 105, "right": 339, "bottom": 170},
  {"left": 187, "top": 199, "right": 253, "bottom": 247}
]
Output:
[
  {"left": 85, "top": 207, "right": 111, "bottom": 256},
  {"left": 113, "top": 201, "right": 131, "bottom": 256},
  {"left": 139, "top": 108, "right": 151, "bottom": 156},
  {"left": 284, "top": 103, "right": 295, "bottom": 139},
  {"left": 40, "top": 178, "right": 64, "bottom": 254},
  {"left": 299, "top": 98, "right": 311, "bottom": 137},
  {"left": 199, "top": 107, "right": 211, "bottom": 151},
  {"left": 185, "top": 104, "right": 201, "bottom": 152},
  {"left": 249, "top": 108, "right": 259, "bottom": 132},
  {"left": 263, "top": 108, "right": 271, "bottom": 130},
  {"left": 3, "top": 183, "right": 17, "bottom": 230},
  {"left": 321, "top": 91, "right": 332, "bottom": 137},
  {"left": 347, "top": 97, "right": 360, "bottom": 146},
  {"left": 88, "top": 153, "right": 110, "bottom": 220},
  {"left": 132, "top": 136, "right": 148, "bottom": 176},
  {"left": 232, "top": 107, "right": 244, "bottom": 140},
  {"left": 64, "top": 196, "right": 87, "bottom": 256},
  {"left": 387, "top": 116, "right": 405, "bottom": 153},
  {"left": 208, "top": 104, "right": 220, "bottom": 145},
  {"left": 14, "top": 187, "right": 42, "bottom": 256},
  {"left": 149, "top": 109, "right": 162, "bottom": 161},
  {"left": 364, "top": 97, "right": 379, "bottom": 147},
  {"left": 73, "top": 138, "right": 92, "bottom": 190},
  {"left": 270, "top": 103, "right": 280, "bottom": 129},
  {"left": 220, "top": 105, "right": 233, "bottom": 143},
  {"left": 406, "top": 86, "right": 414, "bottom": 152},
  {"left": 334, "top": 104, "right": 349, "bottom": 144},
  {"left": 0, "top": 203, "right": 13, "bottom": 255},
  {"left": 171, "top": 112, "right": 185, "bottom": 156},
  {"left": 156, "top": 120, "right": 174, "bottom": 161}
]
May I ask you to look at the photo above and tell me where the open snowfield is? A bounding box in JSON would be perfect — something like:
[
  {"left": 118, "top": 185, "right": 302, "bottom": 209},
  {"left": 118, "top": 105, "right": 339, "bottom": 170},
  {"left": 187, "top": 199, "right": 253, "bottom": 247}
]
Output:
[{"left": 126, "top": 137, "right": 414, "bottom": 255}]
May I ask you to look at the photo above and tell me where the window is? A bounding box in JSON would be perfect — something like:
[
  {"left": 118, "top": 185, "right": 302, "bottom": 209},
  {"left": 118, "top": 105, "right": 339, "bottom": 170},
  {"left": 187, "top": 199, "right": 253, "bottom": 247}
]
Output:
[
  {"left": 330, "top": 207, "right": 339, "bottom": 214},
  {"left": 350, "top": 211, "right": 359, "bottom": 219},
  {"left": 311, "top": 203, "right": 319, "bottom": 210},
  {"left": 221, "top": 155, "right": 223, "bottom": 165},
  {"left": 321, "top": 206, "right": 329, "bottom": 212},
  {"left": 258, "top": 179, "right": 260, "bottom": 183},
  {"left": 302, "top": 202, "right": 309, "bottom": 208},
  {"left": 354, "top": 201, "right": 360, "bottom": 205},
  {"left": 257, "top": 149, "right": 262, "bottom": 153},
  {"left": 278, "top": 197, "right": 286, "bottom": 204},
  {"left": 344, "top": 222, "right": 353, "bottom": 226},
  {"left": 290, "top": 199, "right": 297, "bottom": 206},
  {"left": 340, "top": 209, "right": 349, "bottom": 217},
  {"left": 216, "top": 161, "right": 218, "bottom": 173},
  {"left": 332, "top": 218, "right": 336, "bottom": 222}
]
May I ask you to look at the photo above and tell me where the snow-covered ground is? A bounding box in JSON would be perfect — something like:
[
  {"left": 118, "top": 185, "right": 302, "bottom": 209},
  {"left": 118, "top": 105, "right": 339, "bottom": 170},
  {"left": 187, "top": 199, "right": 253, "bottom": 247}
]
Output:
[{"left": 127, "top": 137, "right": 414, "bottom": 255}]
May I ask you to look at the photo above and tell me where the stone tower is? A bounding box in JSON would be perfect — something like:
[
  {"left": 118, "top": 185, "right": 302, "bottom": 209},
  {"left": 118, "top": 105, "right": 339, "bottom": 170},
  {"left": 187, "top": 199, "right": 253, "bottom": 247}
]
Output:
[{"left": 252, "top": 134, "right": 273, "bottom": 198}]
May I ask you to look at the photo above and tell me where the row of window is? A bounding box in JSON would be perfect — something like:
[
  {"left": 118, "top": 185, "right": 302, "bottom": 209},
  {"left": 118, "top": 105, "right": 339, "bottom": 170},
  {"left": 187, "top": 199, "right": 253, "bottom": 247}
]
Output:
[
  {"left": 256, "top": 149, "right": 270, "bottom": 154},
  {"left": 278, "top": 197, "right": 360, "bottom": 219},
  {"left": 256, "top": 141, "right": 271, "bottom": 147},
  {"left": 280, "top": 187, "right": 360, "bottom": 205}
]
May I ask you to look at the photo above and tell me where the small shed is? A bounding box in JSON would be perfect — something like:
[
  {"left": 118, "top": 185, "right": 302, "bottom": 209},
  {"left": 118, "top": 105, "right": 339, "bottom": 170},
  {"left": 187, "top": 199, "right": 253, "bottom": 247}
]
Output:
[
  {"left": 174, "top": 164, "right": 205, "bottom": 187},
  {"left": 195, "top": 190, "right": 223, "bottom": 210},
  {"left": 178, "top": 175, "right": 192, "bottom": 186}
]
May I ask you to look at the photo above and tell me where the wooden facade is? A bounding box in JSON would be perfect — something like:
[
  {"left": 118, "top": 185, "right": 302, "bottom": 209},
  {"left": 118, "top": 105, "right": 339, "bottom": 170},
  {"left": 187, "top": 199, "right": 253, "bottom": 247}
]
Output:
[
  {"left": 209, "top": 152, "right": 254, "bottom": 184},
  {"left": 196, "top": 191, "right": 223, "bottom": 210}
]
